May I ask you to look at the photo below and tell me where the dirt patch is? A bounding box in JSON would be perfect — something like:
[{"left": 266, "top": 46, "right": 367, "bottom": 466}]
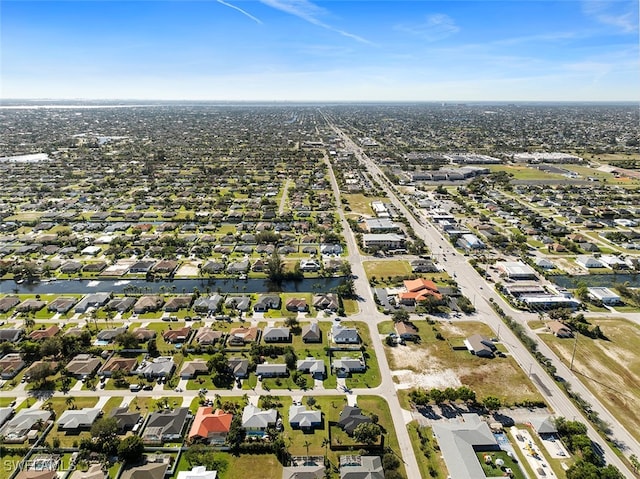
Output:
[
  {"left": 439, "top": 322, "right": 466, "bottom": 336},
  {"left": 176, "top": 262, "right": 200, "bottom": 277},
  {"left": 388, "top": 344, "right": 440, "bottom": 371},
  {"left": 392, "top": 369, "right": 462, "bottom": 390}
]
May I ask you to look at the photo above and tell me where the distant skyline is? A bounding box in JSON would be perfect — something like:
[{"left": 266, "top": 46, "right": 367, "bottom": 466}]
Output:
[{"left": 1, "top": 0, "right": 639, "bottom": 102}]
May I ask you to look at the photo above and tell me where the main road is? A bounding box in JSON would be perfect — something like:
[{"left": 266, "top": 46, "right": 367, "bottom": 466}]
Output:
[{"left": 320, "top": 111, "right": 638, "bottom": 477}]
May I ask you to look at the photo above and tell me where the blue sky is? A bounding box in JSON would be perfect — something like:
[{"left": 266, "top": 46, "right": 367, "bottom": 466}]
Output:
[{"left": 1, "top": 0, "right": 638, "bottom": 101}]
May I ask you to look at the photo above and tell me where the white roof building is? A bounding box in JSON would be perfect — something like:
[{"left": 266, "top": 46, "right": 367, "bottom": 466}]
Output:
[
  {"left": 176, "top": 467, "right": 217, "bottom": 479},
  {"left": 587, "top": 287, "right": 621, "bottom": 305},
  {"left": 496, "top": 261, "right": 537, "bottom": 279}
]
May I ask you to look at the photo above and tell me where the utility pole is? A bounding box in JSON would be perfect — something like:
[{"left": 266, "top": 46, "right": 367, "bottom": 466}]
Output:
[{"left": 570, "top": 330, "right": 579, "bottom": 371}]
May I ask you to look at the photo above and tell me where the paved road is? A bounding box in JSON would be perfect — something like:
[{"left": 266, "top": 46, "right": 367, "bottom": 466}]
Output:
[{"left": 321, "top": 113, "right": 637, "bottom": 477}]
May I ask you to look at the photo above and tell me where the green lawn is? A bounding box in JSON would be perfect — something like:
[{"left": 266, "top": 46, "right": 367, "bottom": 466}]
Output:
[
  {"left": 363, "top": 261, "right": 412, "bottom": 281},
  {"left": 407, "top": 422, "right": 447, "bottom": 479},
  {"left": 477, "top": 451, "right": 525, "bottom": 479},
  {"left": 340, "top": 321, "right": 381, "bottom": 389}
]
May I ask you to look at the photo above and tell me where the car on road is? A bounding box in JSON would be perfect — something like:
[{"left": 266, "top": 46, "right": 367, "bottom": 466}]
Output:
[{"left": 175, "top": 387, "right": 183, "bottom": 392}]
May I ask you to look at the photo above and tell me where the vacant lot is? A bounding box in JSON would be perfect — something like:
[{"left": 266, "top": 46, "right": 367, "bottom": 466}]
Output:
[
  {"left": 363, "top": 260, "right": 412, "bottom": 280},
  {"left": 539, "top": 317, "right": 640, "bottom": 443},
  {"left": 381, "top": 321, "right": 543, "bottom": 406},
  {"left": 342, "top": 193, "right": 386, "bottom": 217}
]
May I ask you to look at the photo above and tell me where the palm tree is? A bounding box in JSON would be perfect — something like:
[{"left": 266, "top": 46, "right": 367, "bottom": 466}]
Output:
[
  {"left": 303, "top": 440, "right": 311, "bottom": 462},
  {"left": 321, "top": 437, "right": 330, "bottom": 459},
  {"left": 65, "top": 396, "right": 76, "bottom": 410}
]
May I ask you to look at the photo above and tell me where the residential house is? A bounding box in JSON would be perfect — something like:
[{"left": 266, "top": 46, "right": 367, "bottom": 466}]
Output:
[
  {"left": 194, "top": 327, "right": 223, "bottom": 346},
  {"left": 302, "top": 322, "right": 321, "bottom": 343},
  {"left": 180, "top": 360, "right": 209, "bottom": 379},
  {"left": 104, "top": 297, "right": 136, "bottom": 313},
  {"left": 0, "top": 329, "right": 23, "bottom": 343},
  {"left": 339, "top": 456, "right": 384, "bottom": 479},
  {"left": 28, "top": 325, "right": 59, "bottom": 341},
  {"left": 47, "top": 297, "right": 77, "bottom": 314},
  {"left": 256, "top": 363, "right": 288, "bottom": 378},
  {"left": 286, "top": 298, "right": 309, "bottom": 312},
  {"left": 120, "top": 463, "right": 169, "bottom": 479},
  {"left": 74, "top": 292, "right": 112, "bottom": 314},
  {"left": 338, "top": 406, "right": 372, "bottom": 435},
  {"left": 162, "top": 326, "right": 191, "bottom": 344},
  {"left": 201, "top": 261, "right": 225, "bottom": 274},
  {"left": 228, "top": 358, "right": 249, "bottom": 379},
  {"left": 228, "top": 327, "right": 259, "bottom": 346},
  {"left": 193, "top": 295, "right": 223, "bottom": 314},
  {"left": 588, "top": 287, "right": 622, "bottom": 305},
  {"left": 16, "top": 300, "right": 47, "bottom": 313},
  {"left": 288, "top": 405, "right": 321, "bottom": 431},
  {"left": 57, "top": 408, "right": 101, "bottom": 430},
  {"left": 0, "top": 353, "right": 25, "bottom": 379},
  {"left": 65, "top": 354, "right": 102, "bottom": 379},
  {"left": 108, "top": 407, "right": 141, "bottom": 432},
  {"left": 464, "top": 334, "right": 496, "bottom": 358},
  {"left": 394, "top": 322, "right": 419, "bottom": 341},
  {"left": 164, "top": 296, "right": 193, "bottom": 312},
  {"left": 332, "top": 358, "right": 366, "bottom": 377},
  {"left": 241, "top": 404, "right": 277, "bottom": 433},
  {"left": 253, "top": 295, "right": 281, "bottom": 312},
  {"left": 282, "top": 464, "right": 324, "bottom": 479},
  {"left": 296, "top": 357, "right": 325, "bottom": 380},
  {"left": 227, "top": 259, "right": 250, "bottom": 274},
  {"left": 299, "top": 259, "right": 321, "bottom": 272},
  {"left": 96, "top": 327, "right": 128, "bottom": 344},
  {"left": 547, "top": 321, "right": 573, "bottom": 338},
  {"left": 262, "top": 327, "right": 291, "bottom": 343},
  {"left": 225, "top": 296, "right": 251, "bottom": 312},
  {"left": 98, "top": 357, "right": 138, "bottom": 377},
  {"left": 188, "top": 407, "right": 233, "bottom": 445},
  {"left": 332, "top": 324, "right": 359, "bottom": 344},
  {"left": 0, "top": 296, "right": 20, "bottom": 313},
  {"left": 575, "top": 255, "right": 605, "bottom": 269},
  {"left": 129, "top": 260, "right": 156, "bottom": 273},
  {"left": 135, "top": 356, "right": 176, "bottom": 379},
  {"left": 152, "top": 260, "right": 179, "bottom": 275},
  {"left": 133, "top": 295, "right": 164, "bottom": 314},
  {"left": 176, "top": 467, "right": 217, "bottom": 479},
  {"left": 142, "top": 407, "right": 190, "bottom": 444},
  {"left": 132, "top": 327, "right": 156, "bottom": 341},
  {"left": 312, "top": 293, "right": 339, "bottom": 311},
  {"left": 0, "top": 409, "right": 51, "bottom": 443}
]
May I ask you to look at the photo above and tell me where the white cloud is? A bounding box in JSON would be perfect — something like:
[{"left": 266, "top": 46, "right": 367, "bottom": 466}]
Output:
[
  {"left": 582, "top": 0, "right": 638, "bottom": 33},
  {"left": 395, "top": 13, "right": 460, "bottom": 41},
  {"left": 258, "top": 0, "right": 372, "bottom": 44},
  {"left": 217, "top": 0, "right": 263, "bottom": 24}
]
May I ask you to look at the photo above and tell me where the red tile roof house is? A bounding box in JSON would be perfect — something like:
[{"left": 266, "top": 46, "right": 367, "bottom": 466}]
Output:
[
  {"left": 398, "top": 278, "right": 443, "bottom": 305},
  {"left": 286, "top": 298, "right": 309, "bottom": 312},
  {"left": 188, "top": 407, "right": 233, "bottom": 445},
  {"left": 28, "top": 325, "right": 60, "bottom": 341},
  {"left": 98, "top": 357, "right": 138, "bottom": 377},
  {"left": 162, "top": 326, "right": 192, "bottom": 344}
]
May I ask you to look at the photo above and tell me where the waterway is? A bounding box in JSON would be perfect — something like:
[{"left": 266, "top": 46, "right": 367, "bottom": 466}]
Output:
[
  {"left": 0, "top": 277, "right": 346, "bottom": 295},
  {"left": 551, "top": 273, "right": 640, "bottom": 289}
]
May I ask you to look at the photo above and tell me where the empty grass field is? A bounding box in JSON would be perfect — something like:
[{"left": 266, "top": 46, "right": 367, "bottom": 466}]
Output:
[
  {"left": 538, "top": 317, "right": 640, "bottom": 443},
  {"left": 363, "top": 260, "right": 412, "bottom": 280}
]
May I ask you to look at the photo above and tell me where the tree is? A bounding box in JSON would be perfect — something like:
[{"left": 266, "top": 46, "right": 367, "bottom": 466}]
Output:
[
  {"left": 147, "top": 338, "right": 159, "bottom": 357},
  {"left": 118, "top": 435, "right": 144, "bottom": 464},
  {"left": 91, "top": 416, "right": 119, "bottom": 454},
  {"left": 482, "top": 396, "right": 501, "bottom": 412},
  {"left": 28, "top": 362, "right": 54, "bottom": 386},
  {"left": 353, "top": 422, "right": 381, "bottom": 445},
  {"left": 115, "top": 332, "right": 139, "bottom": 350},
  {"left": 391, "top": 309, "right": 409, "bottom": 323},
  {"left": 267, "top": 250, "right": 285, "bottom": 283},
  {"left": 39, "top": 337, "right": 62, "bottom": 358}
]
